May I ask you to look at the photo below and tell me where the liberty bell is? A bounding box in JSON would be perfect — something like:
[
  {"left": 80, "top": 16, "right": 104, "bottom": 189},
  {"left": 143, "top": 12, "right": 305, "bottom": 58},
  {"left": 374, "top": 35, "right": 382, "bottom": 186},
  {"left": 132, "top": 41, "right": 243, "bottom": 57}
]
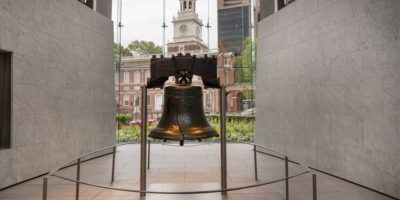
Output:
[{"left": 147, "top": 54, "right": 220, "bottom": 145}]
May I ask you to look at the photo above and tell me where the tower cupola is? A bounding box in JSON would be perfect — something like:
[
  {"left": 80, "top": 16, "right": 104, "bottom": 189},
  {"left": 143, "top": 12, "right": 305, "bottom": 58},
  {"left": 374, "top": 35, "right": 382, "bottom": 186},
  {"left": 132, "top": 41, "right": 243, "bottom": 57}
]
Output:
[
  {"left": 180, "top": 0, "right": 196, "bottom": 12},
  {"left": 167, "top": 0, "right": 207, "bottom": 55}
]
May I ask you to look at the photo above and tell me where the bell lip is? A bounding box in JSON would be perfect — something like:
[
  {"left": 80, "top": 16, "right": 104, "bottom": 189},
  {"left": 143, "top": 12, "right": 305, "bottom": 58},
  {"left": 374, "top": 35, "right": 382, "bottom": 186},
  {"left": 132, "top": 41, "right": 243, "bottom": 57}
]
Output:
[
  {"left": 174, "top": 83, "right": 193, "bottom": 87},
  {"left": 148, "top": 132, "right": 219, "bottom": 141},
  {"left": 165, "top": 85, "right": 202, "bottom": 89}
]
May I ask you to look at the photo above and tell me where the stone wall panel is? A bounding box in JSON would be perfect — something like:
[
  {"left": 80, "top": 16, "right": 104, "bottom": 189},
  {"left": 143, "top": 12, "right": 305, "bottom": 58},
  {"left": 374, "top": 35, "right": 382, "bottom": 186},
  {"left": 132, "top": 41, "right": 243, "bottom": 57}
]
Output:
[
  {"left": 256, "top": 0, "right": 400, "bottom": 197},
  {"left": 0, "top": 0, "right": 114, "bottom": 189}
]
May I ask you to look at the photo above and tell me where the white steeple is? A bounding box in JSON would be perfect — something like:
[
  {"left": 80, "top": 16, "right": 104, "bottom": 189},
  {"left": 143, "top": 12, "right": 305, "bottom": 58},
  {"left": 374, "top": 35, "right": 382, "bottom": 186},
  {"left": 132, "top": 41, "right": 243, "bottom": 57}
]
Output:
[
  {"left": 167, "top": 0, "right": 207, "bottom": 55},
  {"left": 179, "top": 0, "right": 197, "bottom": 12},
  {"left": 173, "top": 0, "right": 203, "bottom": 43}
]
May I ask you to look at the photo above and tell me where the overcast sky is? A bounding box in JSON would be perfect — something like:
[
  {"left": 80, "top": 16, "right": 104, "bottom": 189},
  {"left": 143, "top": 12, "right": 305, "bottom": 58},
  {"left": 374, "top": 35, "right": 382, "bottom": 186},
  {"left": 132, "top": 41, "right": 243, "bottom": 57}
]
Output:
[{"left": 111, "top": 0, "right": 219, "bottom": 50}]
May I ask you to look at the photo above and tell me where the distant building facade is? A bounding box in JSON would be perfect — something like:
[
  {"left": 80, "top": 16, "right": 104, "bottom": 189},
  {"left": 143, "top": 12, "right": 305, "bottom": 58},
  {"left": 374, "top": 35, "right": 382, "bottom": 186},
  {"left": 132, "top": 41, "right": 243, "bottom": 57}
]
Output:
[
  {"left": 217, "top": 0, "right": 260, "bottom": 55},
  {"left": 117, "top": 52, "right": 240, "bottom": 119},
  {"left": 117, "top": 0, "right": 252, "bottom": 119},
  {"left": 117, "top": 56, "right": 163, "bottom": 120},
  {"left": 218, "top": 0, "right": 250, "bottom": 55}
]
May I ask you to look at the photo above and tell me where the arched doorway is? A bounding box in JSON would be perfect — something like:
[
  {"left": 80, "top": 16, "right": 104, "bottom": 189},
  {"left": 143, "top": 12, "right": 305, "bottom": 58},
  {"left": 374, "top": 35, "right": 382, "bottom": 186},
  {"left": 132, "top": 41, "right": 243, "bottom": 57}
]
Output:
[{"left": 226, "top": 91, "right": 245, "bottom": 113}]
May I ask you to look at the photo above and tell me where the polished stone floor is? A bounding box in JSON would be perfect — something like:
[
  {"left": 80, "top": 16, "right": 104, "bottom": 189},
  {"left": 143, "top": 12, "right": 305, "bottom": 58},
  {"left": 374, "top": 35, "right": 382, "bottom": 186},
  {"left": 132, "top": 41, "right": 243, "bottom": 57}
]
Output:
[{"left": 0, "top": 143, "right": 395, "bottom": 200}]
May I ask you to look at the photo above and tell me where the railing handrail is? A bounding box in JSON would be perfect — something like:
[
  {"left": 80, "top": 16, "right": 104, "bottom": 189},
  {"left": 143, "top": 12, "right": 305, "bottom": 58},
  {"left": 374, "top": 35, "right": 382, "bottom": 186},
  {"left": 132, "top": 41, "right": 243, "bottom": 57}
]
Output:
[
  {"left": 47, "top": 142, "right": 133, "bottom": 177},
  {"left": 51, "top": 171, "right": 310, "bottom": 194},
  {"left": 47, "top": 141, "right": 312, "bottom": 178},
  {"left": 44, "top": 141, "right": 315, "bottom": 197}
]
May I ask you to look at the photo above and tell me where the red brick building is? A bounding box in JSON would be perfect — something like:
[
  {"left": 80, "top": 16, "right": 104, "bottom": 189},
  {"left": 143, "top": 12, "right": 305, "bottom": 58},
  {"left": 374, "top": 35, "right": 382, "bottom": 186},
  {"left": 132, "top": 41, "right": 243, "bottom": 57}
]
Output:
[
  {"left": 116, "top": 0, "right": 253, "bottom": 120},
  {"left": 116, "top": 52, "right": 238, "bottom": 120}
]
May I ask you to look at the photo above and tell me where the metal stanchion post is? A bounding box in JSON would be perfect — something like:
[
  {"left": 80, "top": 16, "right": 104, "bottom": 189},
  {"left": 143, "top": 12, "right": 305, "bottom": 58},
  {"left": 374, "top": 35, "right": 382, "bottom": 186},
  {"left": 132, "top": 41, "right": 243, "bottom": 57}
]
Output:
[
  {"left": 111, "top": 146, "right": 116, "bottom": 183},
  {"left": 253, "top": 145, "right": 258, "bottom": 181},
  {"left": 140, "top": 86, "right": 148, "bottom": 196},
  {"left": 285, "top": 156, "right": 289, "bottom": 200},
  {"left": 220, "top": 86, "right": 227, "bottom": 195},
  {"left": 42, "top": 177, "right": 48, "bottom": 200},
  {"left": 147, "top": 140, "right": 151, "bottom": 170},
  {"left": 76, "top": 158, "right": 81, "bottom": 200},
  {"left": 313, "top": 173, "right": 317, "bottom": 200}
]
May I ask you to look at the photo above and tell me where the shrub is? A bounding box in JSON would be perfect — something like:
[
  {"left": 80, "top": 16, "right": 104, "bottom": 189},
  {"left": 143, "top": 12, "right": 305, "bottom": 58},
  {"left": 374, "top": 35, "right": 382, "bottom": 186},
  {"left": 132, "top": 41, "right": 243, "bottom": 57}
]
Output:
[
  {"left": 117, "top": 124, "right": 156, "bottom": 142},
  {"left": 209, "top": 117, "right": 254, "bottom": 142},
  {"left": 116, "top": 117, "right": 254, "bottom": 142},
  {"left": 116, "top": 114, "right": 133, "bottom": 125}
]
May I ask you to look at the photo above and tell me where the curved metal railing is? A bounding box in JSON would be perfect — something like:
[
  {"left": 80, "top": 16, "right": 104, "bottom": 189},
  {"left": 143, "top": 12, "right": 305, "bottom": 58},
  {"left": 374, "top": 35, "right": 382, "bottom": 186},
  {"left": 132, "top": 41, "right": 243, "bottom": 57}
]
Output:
[{"left": 42, "top": 141, "right": 318, "bottom": 200}]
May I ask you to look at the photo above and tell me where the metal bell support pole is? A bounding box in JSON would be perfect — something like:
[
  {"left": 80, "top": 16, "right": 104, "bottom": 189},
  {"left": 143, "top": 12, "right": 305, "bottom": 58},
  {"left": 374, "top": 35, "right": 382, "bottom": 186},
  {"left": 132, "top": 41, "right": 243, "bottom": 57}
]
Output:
[
  {"left": 147, "top": 140, "right": 151, "bottom": 170},
  {"left": 140, "top": 86, "right": 148, "bottom": 196},
  {"left": 42, "top": 177, "right": 48, "bottom": 200},
  {"left": 76, "top": 158, "right": 81, "bottom": 200},
  {"left": 111, "top": 146, "right": 116, "bottom": 183},
  {"left": 220, "top": 86, "right": 227, "bottom": 195},
  {"left": 313, "top": 173, "right": 317, "bottom": 200},
  {"left": 254, "top": 145, "right": 258, "bottom": 181},
  {"left": 285, "top": 156, "right": 289, "bottom": 200}
]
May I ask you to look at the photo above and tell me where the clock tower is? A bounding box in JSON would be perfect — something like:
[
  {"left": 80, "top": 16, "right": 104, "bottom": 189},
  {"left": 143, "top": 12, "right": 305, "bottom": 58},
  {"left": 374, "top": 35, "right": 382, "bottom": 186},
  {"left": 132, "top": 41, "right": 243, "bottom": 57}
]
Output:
[{"left": 167, "top": 0, "right": 208, "bottom": 55}]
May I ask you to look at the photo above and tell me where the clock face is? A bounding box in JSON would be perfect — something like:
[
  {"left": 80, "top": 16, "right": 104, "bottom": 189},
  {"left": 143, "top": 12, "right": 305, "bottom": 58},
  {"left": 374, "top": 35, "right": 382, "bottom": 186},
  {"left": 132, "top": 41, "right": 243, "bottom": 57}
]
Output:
[{"left": 180, "top": 24, "right": 188, "bottom": 33}]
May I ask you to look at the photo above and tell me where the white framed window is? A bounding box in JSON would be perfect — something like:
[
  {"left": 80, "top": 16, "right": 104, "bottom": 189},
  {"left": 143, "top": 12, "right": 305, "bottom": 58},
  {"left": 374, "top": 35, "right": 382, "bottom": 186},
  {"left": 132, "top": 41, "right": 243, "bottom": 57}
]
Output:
[
  {"left": 115, "top": 72, "right": 119, "bottom": 85},
  {"left": 205, "top": 93, "right": 211, "bottom": 107},
  {"left": 134, "top": 71, "right": 141, "bottom": 84},
  {"left": 145, "top": 71, "right": 150, "bottom": 82},
  {"left": 123, "top": 95, "right": 129, "bottom": 106},
  {"left": 147, "top": 95, "right": 151, "bottom": 106},
  {"left": 116, "top": 94, "right": 119, "bottom": 103},
  {"left": 155, "top": 94, "right": 163, "bottom": 111},
  {"left": 124, "top": 71, "right": 130, "bottom": 83}
]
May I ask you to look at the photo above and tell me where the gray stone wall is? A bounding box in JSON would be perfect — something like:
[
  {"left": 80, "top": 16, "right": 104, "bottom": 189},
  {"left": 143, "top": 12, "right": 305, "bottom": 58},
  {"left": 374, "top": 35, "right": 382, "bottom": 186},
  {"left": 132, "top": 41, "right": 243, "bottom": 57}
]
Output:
[
  {"left": 256, "top": 0, "right": 400, "bottom": 198},
  {"left": 0, "top": 0, "right": 115, "bottom": 189},
  {"left": 259, "top": 0, "right": 275, "bottom": 21},
  {"left": 96, "top": 0, "right": 112, "bottom": 18}
]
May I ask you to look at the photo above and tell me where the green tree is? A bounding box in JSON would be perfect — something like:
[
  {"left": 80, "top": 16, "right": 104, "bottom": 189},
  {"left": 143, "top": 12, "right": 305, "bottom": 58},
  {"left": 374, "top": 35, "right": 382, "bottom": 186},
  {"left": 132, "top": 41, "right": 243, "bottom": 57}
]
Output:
[
  {"left": 241, "top": 37, "right": 257, "bottom": 69},
  {"left": 114, "top": 43, "right": 132, "bottom": 63},
  {"left": 127, "top": 40, "right": 162, "bottom": 55},
  {"left": 234, "top": 37, "right": 257, "bottom": 83}
]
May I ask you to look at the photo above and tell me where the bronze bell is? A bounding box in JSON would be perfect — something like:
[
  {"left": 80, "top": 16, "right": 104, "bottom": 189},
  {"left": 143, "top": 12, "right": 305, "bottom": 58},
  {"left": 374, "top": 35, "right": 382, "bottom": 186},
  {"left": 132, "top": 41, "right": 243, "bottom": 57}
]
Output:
[
  {"left": 149, "top": 85, "right": 218, "bottom": 143},
  {"left": 147, "top": 54, "right": 220, "bottom": 145}
]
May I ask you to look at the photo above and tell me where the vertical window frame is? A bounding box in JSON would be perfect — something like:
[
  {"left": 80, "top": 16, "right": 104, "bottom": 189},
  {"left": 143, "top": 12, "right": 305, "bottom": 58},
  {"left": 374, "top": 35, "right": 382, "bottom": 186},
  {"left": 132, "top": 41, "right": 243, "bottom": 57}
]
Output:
[
  {"left": 0, "top": 50, "right": 11, "bottom": 149},
  {"left": 155, "top": 94, "right": 163, "bottom": 111},
  {"left": 78, "top": 0, "right": 94, "bottom": 9},
  {"left": 124, "top": 71, "right": 130, "bottom": 84},
  {"left": 134, "top": 71, "right": 141, "bottom": 84},
  {"left": 146, "top": 95, "right": 151, "bottom": 106},
  {"left": 123, "top": 94, "right": 130, "bottom": 107}
]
